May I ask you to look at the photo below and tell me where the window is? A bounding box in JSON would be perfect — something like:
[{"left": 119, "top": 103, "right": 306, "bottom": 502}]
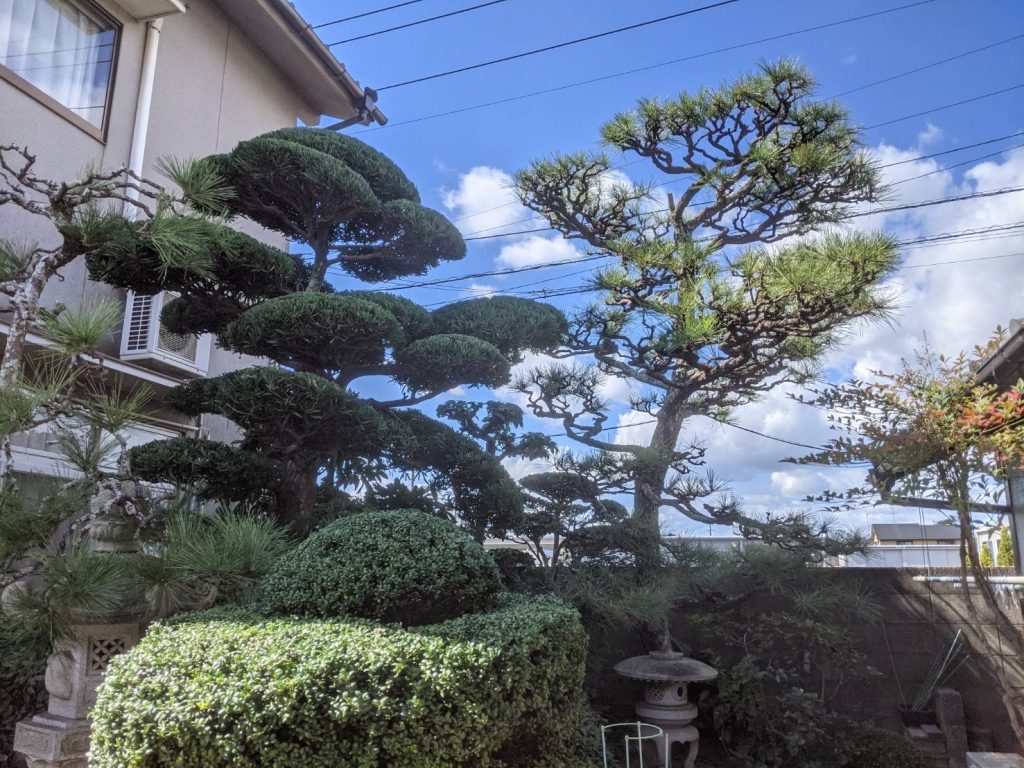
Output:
[
  {"left": 0, "top": 0, "right": 118, "bottom": 131},
  {"left": 937, "top": 539, "right": 957, "bottom": 545},
  {"left": 894, "top": 540, "right": 913, "bottom": 546}
]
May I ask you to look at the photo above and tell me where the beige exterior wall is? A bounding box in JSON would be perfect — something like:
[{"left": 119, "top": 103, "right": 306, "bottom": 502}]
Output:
[{"left": 0, "top": 0, "right": 321, "bottom": 448}]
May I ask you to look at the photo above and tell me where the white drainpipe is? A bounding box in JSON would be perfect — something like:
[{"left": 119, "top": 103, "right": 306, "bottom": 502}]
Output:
[{"left": 124, "top": 18, "right": 163, "bottom": 218}]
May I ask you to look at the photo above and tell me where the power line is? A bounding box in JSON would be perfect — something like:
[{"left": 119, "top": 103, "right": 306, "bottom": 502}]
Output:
[
  {"left": 375, "top": 0, "right": 742, "bottom": 91},
  {"left": 354, "top": 0, "right": 937, "bottom": 133},
  {"left": 460, "top": 126, "right": 1024, "bottom": 240},
  {"left": 326, "top": 1, "right": 506, "bottom": 46},
  {"left": 890, "top": 142, "right": 1024, "bottom": 186},
  {"left": 829, "top": 33, "right": 1024, "bottom": 98},
  {"left": 421, "top": 219, "right": 1024, "bottom": 305},
  {"left": 464, "top": 178, "right": 1024, "bottom": 242},
  {"left": 866, "top": 83, "right": 1024, "bottom": 129},
  {"left": 313, "top": 0, "right": 428, "bottom": 30}
]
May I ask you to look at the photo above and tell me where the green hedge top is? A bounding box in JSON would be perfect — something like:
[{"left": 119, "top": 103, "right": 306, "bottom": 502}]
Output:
[
  {"left": 259, "top": 509, "right": 501, "bottom": 625},
  {"left": 90, "top": 594, "right": 587, "bottom": 768}
]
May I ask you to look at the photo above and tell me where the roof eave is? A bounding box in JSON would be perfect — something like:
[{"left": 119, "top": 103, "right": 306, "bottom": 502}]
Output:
[{"left": 211, "top": 0, "right": 388, "bottom": 127}]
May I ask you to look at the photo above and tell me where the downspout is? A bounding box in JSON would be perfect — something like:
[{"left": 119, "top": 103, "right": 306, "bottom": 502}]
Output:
[{"left": 124, "top": 18, "right": 163, "bottom": 218}]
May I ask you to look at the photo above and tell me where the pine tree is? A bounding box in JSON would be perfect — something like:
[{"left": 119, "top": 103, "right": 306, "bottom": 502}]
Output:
[
  {"left": 512, "top": 61, "right": 897, "bottom": 566},
  {"left": 84, "top": 129, "right": 566, "bottom": 531},
  {"left": 997, "top": 524, "right": 1015, "bottom": 568}
]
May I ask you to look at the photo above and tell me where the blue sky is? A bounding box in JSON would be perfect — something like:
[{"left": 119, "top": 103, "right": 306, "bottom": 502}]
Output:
[{"left": 294, "top": 0, "right": 1024, "bottom": 535}]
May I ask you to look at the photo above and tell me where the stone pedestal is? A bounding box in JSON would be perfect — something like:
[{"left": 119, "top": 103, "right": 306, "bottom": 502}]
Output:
[{"left": 13, "top": 622, "right": 140, "bottom": 768}]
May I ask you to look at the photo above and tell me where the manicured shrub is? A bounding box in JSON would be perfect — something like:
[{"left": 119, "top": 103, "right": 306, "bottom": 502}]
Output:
[
  {"left": 490, "top": 547, "right": 535, "bottom": 586},
  {"left": 259, "top": 509, "right": 501, "bottom": 625},
  {"left": 90, "top": 594, "right": 587, "bottom": 768},
  {"left": 846, "top": 726, "right": 925, "bottom": 768}
]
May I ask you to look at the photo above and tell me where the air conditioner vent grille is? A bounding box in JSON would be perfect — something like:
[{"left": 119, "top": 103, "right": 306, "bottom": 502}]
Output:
[
  {"left": 125, "top": 294, "right": 153, "bottom": 352},
  {"left": 157, "top": 326, "right": 198, "bottom": 361}
]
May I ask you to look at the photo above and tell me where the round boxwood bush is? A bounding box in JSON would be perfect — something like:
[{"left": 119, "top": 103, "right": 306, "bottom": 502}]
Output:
[{"left": 259, "top": 509, "right": 500, "bottom": 625}]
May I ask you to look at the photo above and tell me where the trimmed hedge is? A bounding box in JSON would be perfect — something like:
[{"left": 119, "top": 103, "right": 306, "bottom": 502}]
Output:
[
  {"left": 259, "top": 509, "right": 501, "bottom": 625},
  {"left": 847, "top": 727, "right": 925, "bottom": 768},
  {"left": 90, "top": 594, "right": 587, "bottom": 768}
]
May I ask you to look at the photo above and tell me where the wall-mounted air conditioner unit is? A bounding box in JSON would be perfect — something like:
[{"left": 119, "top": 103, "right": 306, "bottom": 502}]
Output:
[{"left": 120, "top": 292, "right": 212, "bottom": 377}]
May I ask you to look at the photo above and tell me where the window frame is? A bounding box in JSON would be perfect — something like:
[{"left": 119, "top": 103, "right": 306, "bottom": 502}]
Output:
[{"left": 0, "top": 0, "right": 122, "bottom": 142}]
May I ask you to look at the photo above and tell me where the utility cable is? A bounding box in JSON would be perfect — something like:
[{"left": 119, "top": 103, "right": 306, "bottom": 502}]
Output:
[
  {"left": 355, "top": 0, "right": 936, "bottom": 131},
  {"left": 375, "top": 0, "right": 742, "bottom": 91},
  {"left": 829, "top": 33, "right": 1024, "bottom": 98},
  {"left": 326, "top": 1, "right": 506, "bottom": 46},
  {"left": 866, "top": 83, "right": 1024, "bottom": 129},
  {"left": 313, "top": 0, "right": 428, "bottom": 30}
]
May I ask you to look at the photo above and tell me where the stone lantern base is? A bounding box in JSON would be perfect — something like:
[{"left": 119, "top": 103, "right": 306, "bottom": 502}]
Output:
[
  {"left": 13, "top": 715, "right": 91, "bottom": 768},
  {"left": 13, "top": 621, "right": 141, "bottom": 768}
]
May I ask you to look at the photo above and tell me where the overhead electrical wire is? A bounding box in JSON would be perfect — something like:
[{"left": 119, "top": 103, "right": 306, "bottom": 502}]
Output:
[
  {"left": 352, "top": 0, "right": 938, "bottom": 133},
  {"left": 829, "top": 33, "right": 1024, "bottom": 98},
  {"left": 375, "top": 0, "right": 743, "bottom": 91},
  {"left": 419, "top": 210, "right": 1024, "bottom": 306},
  {"left": 325, "top": 0, "right": 506, "bottom": 46},
  {"left": 313, "top": 0, "right": 428, "bottom": 30},
  {"left": 456, "top": 126, "right": 1024, "bottom": 237},
  {"left": 865, "top": 82, "right": 1024, "bottom": 129}
]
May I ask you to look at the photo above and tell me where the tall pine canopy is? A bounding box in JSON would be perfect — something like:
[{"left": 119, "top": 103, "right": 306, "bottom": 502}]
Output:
[
  {"left": 513, "top": 61, "right": 900, "bottom": 566},
  {"left": 82, "top": 128, "right": 566, "bottom": 531}
]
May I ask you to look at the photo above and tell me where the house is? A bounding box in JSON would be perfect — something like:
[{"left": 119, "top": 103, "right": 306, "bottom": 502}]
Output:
[
  {"left": 977, "top": 317, "right": 1024, "bottom": 573},
  {"left": 870, "top": 523, "right": 961, "bottom": 547},
  {"left": 0, "top": 0, "right": 384, "bottom": 490}
]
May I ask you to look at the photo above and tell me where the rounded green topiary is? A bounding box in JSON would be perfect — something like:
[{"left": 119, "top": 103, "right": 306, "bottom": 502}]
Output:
[
  {"left": 394, "top": 333, "right": 511, "bottom": 393},
  {"left": 259, "top": 509, "right": 501, "bottom": 625},
  {"left": 219, "top": 293, "right": 402, "bottom": 370}
]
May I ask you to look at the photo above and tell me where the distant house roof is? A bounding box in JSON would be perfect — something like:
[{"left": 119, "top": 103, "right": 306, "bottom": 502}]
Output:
[
  {"left": 871, "top": 523, "right": 960, "bottom": 541},
  {"left": 977, "top": 317, "right": 1024, "bottom": 392},
  {"left": 213, "top": 0, "right": 388, "bottom": 126}
]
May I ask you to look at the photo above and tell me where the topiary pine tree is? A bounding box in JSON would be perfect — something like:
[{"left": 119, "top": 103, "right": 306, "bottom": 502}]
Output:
[
  {"left": 512, "top": 61, "right": 899, "bottom": 569},
  {"left": 84, "top": 128, "right": 566, "bottom": 530}
]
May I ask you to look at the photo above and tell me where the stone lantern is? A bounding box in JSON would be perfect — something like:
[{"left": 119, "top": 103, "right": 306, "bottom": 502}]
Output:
[
  {"left": 613, "top": 650, "right": 718, "bottom": 768},
  {"left": 5, "top": 480, "right": 148, "bottom": 768}
]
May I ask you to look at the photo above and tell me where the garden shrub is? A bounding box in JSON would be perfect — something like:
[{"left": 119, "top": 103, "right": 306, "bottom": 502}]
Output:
[
  {"left": 259, "top": 509, "right": 500, "bottom": 625},
  {"left": 90, "top": 593, "right": 587, "bottom": 768},
  {"left": 846, "top": 726, "right": 925, "bottom": 768},
  {"left": 0, "top": 610, "right": 48, "bottom": 761},
  {"left": 490, "top": 547, "right": 535, "bottom": 587}
]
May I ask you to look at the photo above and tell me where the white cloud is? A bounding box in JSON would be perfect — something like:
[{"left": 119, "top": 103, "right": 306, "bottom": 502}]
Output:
[
  {"left": 439, "top": 166, "right": 531, "bottom": 237},
  {"left": 495, "top": 235, "right": 581, "bottom": 268},
  {"left": 841, "top": 51, "right": 858, "bottom": 66},
  {"left": 464, "top": 283, "right": 497, "bottom": 297}
]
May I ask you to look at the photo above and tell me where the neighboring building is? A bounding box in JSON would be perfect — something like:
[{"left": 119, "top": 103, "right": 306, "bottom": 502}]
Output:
[
  {"left": 0, "top": 0, "right": 384, "bottom": 486},
  {"left": 870, "top": 523, "right": 961, "bottom": 547},
  {"left": 977, "top": 318, "right": 1024, "bottom": 574}
]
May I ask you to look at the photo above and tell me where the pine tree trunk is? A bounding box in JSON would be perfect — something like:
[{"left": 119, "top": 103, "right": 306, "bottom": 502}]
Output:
[{"left": 631, "top": 389, "right": 688, "bottom": 575}]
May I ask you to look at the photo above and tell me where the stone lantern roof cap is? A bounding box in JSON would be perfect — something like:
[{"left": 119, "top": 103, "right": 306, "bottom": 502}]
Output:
[{"left": 613, "top": 651, "right": 718, "bottom": 683}]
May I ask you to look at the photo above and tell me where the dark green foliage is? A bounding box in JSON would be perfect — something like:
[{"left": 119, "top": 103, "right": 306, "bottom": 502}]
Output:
[
  {"left": 79, "top": 213, "right": 294, "bottom": 303},
  {"left": 490, "top": 547, "right": 535, "bottom": 587},
  {"left": 340, "top": 290, "right": 434, "bottom": 344},
  {"left": 168, "top": 368, "right": 385, "bottom": 457},
  {"left": 386, "top": 410, "right": 523, "bottom": 541},
  {"left": 0, "top": 611, "right": 48, "bottom": 761},
  {"left": 394, "top": 333, "right": 510, "bottom": 393},
  {"left": 431, "top": 296, "right": 568, "bottom": 359},
  {"left": 90, "top": 594, "right": 587, "bottom": 768},
  {"left": 259, "top": 509, "right": 500, "bottom": 625},
  {"left": 219, "top": 293, "right": 402, "bottom": 370},
  {"left": 128, "top": 438, "right": 278, "bottom": 503},
  {"left": 202, "top": 128, "right": 465, "bottom": 281},
  {"left": 437, "top": 400, "right": 556, "bottom": 460},
  {"left": 846, "top": 727, "right": 924, "bottom": 768}
]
